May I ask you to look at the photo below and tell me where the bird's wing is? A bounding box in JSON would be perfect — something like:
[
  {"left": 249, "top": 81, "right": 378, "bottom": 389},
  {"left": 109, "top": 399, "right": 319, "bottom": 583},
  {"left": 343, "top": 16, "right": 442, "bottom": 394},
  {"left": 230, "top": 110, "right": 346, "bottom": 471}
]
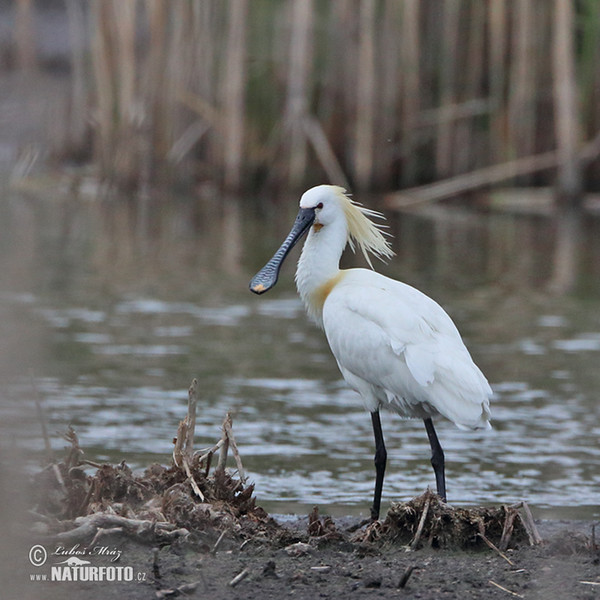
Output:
[{"left": 322, "top": 270, "right": 491, "bottom": 428}]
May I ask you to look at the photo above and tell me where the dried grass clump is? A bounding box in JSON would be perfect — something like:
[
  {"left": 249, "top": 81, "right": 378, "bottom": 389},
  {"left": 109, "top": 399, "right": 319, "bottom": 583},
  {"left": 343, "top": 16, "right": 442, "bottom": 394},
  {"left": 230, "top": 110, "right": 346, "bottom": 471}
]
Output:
[{"left": 357, "top": 490, "right": 541, "bottom": 552}]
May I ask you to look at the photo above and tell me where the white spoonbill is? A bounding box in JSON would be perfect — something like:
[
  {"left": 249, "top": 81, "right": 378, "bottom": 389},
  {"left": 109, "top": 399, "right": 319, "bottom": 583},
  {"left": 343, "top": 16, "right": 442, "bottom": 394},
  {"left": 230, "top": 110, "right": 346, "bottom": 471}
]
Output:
[{"left": 249, "top": 185, "right": 492, "bottom": 520}]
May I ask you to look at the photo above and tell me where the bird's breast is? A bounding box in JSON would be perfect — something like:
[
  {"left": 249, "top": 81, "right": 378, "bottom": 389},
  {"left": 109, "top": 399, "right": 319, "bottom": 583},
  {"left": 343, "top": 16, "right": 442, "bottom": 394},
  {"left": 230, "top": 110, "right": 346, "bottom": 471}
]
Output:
[{"left": 311, "top": 271, "right": 346, "bottom": 310}]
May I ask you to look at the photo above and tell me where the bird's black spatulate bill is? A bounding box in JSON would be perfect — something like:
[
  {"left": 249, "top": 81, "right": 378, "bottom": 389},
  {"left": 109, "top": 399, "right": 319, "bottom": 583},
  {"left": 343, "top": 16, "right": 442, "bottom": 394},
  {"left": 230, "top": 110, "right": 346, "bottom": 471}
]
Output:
[{"left": 249, "top": 207, "right": 315, "bottom": 294}]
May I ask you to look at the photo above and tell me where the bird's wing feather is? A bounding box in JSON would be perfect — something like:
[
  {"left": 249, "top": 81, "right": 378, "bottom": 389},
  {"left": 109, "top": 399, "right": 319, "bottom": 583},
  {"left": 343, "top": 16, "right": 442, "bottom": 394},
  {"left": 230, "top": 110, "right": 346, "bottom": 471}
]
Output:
[{"left": 322, "top": 269, "right": 491, "bottom": 429}]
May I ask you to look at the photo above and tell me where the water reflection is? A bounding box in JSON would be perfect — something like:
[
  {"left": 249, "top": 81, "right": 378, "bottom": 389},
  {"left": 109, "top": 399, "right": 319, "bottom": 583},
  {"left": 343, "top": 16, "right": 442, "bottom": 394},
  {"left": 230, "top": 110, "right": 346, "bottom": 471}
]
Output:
[{"left": 1, "top": 188, "right": 599, "bottom": 520}]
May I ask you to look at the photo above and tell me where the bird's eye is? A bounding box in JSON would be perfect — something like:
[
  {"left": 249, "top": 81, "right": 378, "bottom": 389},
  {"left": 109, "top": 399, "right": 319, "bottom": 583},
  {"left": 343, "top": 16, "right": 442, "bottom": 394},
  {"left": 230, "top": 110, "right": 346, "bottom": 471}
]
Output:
[{"left": 316, "top": 202, "right": 323, "bottom": 209}]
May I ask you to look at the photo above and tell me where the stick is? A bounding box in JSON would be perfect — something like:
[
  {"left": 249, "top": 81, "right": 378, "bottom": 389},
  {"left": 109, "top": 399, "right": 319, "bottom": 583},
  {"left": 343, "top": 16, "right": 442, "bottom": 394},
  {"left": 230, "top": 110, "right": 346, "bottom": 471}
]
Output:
[
  {"left": 195, "top": 439, "right": 225, "bottom": 467},
  {"left": 229, "top": 568, "right": 249, "bottom": 587},
  {"left": 216, "top": 416, "right": 230, "bottom": 474},
  {"left": 185, "top": 379, "right": 198, "bottom": 455},
  {"left": 182, "top": 456, "right": 205, "bottom": 501},
  {"left": 398, "top": 565, "right": 417, "bottom": 589},
  {"left": 499, "top": 505, "right": 519, "bottom": 551},
  {"left": 489, "top": 580, "right": 524, "bottom": 598},
  {"left": 518, "top": 502, "right": 543, "bottom": 546},
  {"left": 478, "top": 527, "right": 515, "bottom": 566},
  {"left": 410, "top": 494, "right": 431, "bottom": 549},
  {"left": 223, "top": 413, "right": 246, "bottom": 483},
  {"left": 89, "top": 526, "right": 123, "bottom": 547},
  {"left": 385, "top": 130, "right": 600, "bottom": 209},
  {"left": 172, "top": 419, "right": 187, "bottom": 468},
  {"left": 211, "top": 529, "right": 227, "bottom": 554}
]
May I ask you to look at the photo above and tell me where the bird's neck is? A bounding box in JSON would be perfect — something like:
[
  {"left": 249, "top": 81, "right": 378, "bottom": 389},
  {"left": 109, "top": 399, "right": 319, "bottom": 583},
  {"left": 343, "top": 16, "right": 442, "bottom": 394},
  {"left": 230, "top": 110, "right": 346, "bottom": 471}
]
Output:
[{"left": 295, "top": 220, "right": 347, "bottom": 327}]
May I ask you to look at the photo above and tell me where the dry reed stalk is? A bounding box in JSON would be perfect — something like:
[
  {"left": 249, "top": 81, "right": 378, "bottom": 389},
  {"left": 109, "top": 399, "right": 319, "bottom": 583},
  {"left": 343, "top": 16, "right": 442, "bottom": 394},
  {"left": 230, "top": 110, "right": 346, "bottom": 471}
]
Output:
[
  {"left": 375, "top": 0, "right": 402, "bottom": 187},
  {"left": 285, "top": 0, "right": 313, "bottom": 187},
  {"left": 90, "top": 1, "right": 117, "bottom": 178},
  {"left": 508, "top": 0, "right": 536, "bottom": 168},
  {"left": 400, "top": 0, "right": 420, "bottom": 186},
  {"left": 303, "top": 116, "right": 349, "bottom": 187},
  {"left": 354, "top": 0, "right": 376, "bottom": 191},
  {"left": 221, "top": 0, "right": 248, "bottom": 190},
  {"left": 146, "top": 0, "right": 171, "bottom": 173},
  {"left": 489, "top": 0, "right": 507, "bottom": 163},
  {"left": 552, "top": 0, "right": 583, "bottom": 205},
  {"left": 458, "top": 0, "right": 486, "bottom": 173},
  {"left": 435, "top": 0, "right": 461, "bottom": 178},
  {"left": 114, "top": 0, "right": 139, "bottom": 185},
  {"left": 65, "top": 0, "right": 88, "bottom": 151},
  {"left": 185, "top": 379, "right": 198, "bottom": 454},
  {"left": 549, "top": 0, "right": 584, "bottom": 294}
]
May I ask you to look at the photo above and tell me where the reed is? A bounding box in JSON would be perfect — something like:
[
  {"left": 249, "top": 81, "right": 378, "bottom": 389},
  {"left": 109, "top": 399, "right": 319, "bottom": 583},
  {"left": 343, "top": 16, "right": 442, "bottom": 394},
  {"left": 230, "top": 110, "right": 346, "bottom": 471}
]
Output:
[{"left": 21, "top": 1, "right": 599, "bottom": 196}]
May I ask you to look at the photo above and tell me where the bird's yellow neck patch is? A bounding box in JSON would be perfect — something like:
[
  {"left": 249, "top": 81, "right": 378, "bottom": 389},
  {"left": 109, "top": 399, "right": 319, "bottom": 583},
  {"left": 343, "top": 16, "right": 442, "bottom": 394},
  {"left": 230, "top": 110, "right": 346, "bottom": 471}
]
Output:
[
  {"left": 313, "top": 222, "right": 323, "bottom": 232},
  {"left": 311, "top": 271, "right": 346, "bottom": 310}
]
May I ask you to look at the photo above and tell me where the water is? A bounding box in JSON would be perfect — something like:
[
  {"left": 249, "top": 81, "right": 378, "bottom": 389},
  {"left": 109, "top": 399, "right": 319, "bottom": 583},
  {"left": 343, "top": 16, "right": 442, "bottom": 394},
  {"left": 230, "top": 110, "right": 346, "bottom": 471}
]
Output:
[{"left": 1, "top": 188, "right": 599, "bottom": 520}]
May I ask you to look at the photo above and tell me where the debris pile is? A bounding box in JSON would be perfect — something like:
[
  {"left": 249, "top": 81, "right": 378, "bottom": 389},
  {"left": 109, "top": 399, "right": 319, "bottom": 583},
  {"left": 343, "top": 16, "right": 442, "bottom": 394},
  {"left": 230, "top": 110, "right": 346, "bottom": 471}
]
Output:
[
  {"left": 355, "top": 489, "right": 542, "bottom": 552},
  {"left": 31, "top": 380, "right": 272, "bottom": 546}
]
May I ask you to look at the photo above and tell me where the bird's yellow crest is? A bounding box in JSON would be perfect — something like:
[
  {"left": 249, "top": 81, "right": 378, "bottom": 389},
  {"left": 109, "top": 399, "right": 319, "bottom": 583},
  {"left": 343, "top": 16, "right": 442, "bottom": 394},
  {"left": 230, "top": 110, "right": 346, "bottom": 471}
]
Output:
[{"left": 332, "top": 187, "right": 395, "bottom": 268}]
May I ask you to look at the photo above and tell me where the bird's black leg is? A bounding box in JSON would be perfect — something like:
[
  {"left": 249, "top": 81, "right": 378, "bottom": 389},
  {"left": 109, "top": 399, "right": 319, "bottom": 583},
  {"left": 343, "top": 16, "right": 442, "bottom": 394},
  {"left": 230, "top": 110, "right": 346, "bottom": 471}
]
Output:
[
  {"left": 370, "top": 410, "right": 387, "bottom": 521},
  {"left": 424, "top": 417, "right": 446, "bottom": 501}
]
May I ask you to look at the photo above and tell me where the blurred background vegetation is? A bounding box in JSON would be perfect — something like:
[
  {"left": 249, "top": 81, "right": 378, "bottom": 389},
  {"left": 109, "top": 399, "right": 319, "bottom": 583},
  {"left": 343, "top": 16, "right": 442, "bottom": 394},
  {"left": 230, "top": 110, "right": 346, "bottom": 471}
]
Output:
[{"left": 2, "top": 0, "right": 600, "bottom": 198}]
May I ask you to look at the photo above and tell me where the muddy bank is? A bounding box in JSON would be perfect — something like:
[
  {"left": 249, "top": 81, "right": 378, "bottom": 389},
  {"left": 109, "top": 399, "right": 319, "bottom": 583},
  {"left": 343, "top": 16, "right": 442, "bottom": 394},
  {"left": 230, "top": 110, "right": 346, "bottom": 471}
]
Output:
[{"left": 16, "top": 511, "right": 600, "bottom": 600}]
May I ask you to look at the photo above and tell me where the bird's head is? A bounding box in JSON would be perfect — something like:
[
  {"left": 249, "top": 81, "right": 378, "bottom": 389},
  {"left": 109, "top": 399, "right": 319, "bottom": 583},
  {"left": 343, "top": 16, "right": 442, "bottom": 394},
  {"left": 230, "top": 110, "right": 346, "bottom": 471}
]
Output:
[
  {"left": 249, "top": 185, "right": 393, "bottom": 294},
  {"left": 298, "top": 184, "right": 344, "bottom": 229}
]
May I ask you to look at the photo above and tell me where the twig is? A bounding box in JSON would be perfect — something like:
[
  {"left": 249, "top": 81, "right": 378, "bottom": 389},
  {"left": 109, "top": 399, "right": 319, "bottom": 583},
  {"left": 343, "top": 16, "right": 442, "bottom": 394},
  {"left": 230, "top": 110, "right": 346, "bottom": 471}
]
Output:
[
  {"left": 89, "top": 526, "right": 123, "bottom": 547},
  {"left": 518, "top": 501, "right": 543, "bottom": 546},
  {"left": 580, "top": 581, "right": 600, "bottom": 587},
  {"left": 478, "top": 527, "right": 515, "bottom": 566},
  {"left": 499, "top": 505, "right": 519, "bottom": 551},
  {"left": 223, "top": 412, "right": 246, "bottom": 483},
  {"left": 185, "top": 379, "right": 198, "bottom": 455},
  {"left": 216, "top": 416, "right": 230, "bottom": 474},
  {"left": 398, "top": 565, "right": 417, "bottom": 588},
  {"left": 172, "top": 419, "right": 187, "bottom": 468},
  {"left": 181, "top": 455, "right": 205, "bottom": 501},
  {"left": 410, "top": 494, "right": 431, "bottom": 549},
  {"left": 229, "top": 568, "right": 249, "bottom": 587},
  {"left": 195, "top": 439, "right": 225, "bottom": 467},
  {"left": 212, "top": 529, "right": 227, "bottom": 554},
  {"left": 488, "top": 580, "right": 524, "bottom": 598}
]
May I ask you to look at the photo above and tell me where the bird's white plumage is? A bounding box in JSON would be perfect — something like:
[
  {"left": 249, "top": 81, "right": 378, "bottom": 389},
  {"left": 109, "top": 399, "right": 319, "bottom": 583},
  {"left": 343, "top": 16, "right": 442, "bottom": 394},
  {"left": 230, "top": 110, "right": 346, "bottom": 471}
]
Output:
[
  {"left": 323, "top": 269, "right": 491, "bottom": 429},
  {"left": 295, "top": 185, "right": 492, "bottom": 431}
]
